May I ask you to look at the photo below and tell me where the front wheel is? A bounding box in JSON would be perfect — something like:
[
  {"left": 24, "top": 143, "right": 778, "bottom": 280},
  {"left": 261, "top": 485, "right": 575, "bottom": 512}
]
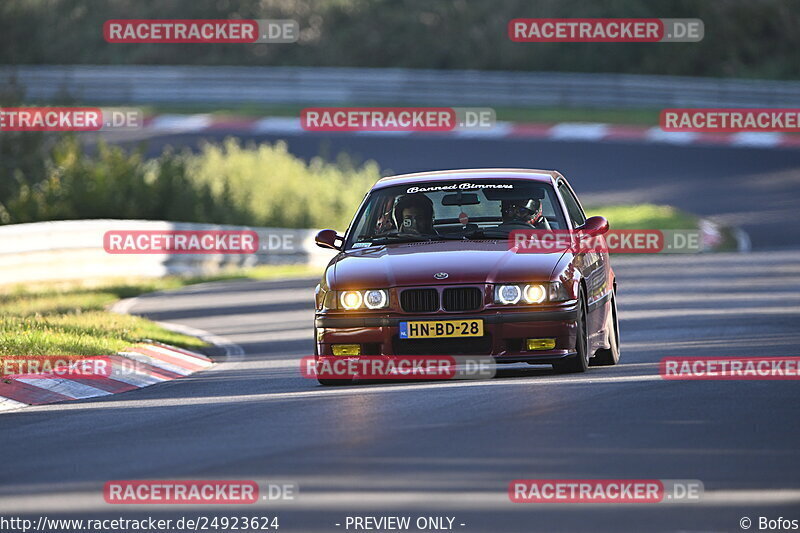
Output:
[
  {"left": 592, "top": 293, "right": 620, "bottom": 366},
  {"left": 553, "top": 289, "right": 589, "bottom": 373}
]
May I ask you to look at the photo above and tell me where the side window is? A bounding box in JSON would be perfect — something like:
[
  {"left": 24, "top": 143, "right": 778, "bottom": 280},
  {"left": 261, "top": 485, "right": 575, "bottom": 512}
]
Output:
[{"left": 558, "top": 182, "right": 586, "bottom": 228}]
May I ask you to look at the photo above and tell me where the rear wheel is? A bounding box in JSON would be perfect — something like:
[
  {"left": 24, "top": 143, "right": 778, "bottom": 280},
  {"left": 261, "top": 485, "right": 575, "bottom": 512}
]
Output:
[
  {"left": 553, "top": 289, "right": 589, "bottom": 373},
  {"left": 592, "top": 293, "right": 620, "bottom": 366}
]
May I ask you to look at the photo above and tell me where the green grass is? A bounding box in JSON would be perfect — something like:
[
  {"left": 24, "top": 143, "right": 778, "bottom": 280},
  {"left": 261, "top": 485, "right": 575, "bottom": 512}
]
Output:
[
  {"left": 99, "top": 103, "right": 661, "bottom": 126},
  {"left": 585, "top": 204, "right": 699, "bottom": 230},
  {"left": 0, "top": 290, "right": 207, "bottom": 359},
  {"left": 0, "top": 263, "right": 322, "bottom": 360},
  {"left": 493, "top": 107, "right": 659, "bottom": 125}
]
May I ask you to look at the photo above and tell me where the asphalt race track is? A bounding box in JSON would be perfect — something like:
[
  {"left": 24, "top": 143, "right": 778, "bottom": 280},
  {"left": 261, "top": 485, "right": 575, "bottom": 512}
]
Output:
[
  {"left": 2, "top": 251, "right": 800, "bottom": 532},
  {"left": 2, "top": 137, "right": 800, "bottom": 532}
]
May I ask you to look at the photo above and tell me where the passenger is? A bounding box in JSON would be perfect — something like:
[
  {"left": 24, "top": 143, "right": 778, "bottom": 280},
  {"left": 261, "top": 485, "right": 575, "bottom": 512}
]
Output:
[{"left": 393, "top": 194, "right": 436, "bottom": 235}]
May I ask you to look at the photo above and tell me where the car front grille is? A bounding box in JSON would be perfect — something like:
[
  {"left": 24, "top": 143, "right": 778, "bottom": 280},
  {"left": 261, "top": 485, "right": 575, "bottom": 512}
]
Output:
[
  {"left": 400, "top": 288, "right": 439, "bottom": 312},
  {"left": 442, "top": 287, "right": 483, "bottom": 312}
]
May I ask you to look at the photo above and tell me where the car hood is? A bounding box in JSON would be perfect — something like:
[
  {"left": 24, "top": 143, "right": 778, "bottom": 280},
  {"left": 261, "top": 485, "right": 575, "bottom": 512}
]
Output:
[{"left": 330, "top": 240, "right": 567, "bottom": 288}]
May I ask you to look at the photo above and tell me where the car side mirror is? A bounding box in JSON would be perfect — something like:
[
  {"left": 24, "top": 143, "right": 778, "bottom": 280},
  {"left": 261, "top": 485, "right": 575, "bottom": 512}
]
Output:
[
  {"left": 315, "top": 229, "right": 342, "bottom": 250},
  {"left": 576, "top": 216, "right": 609, "bottom": 236}
]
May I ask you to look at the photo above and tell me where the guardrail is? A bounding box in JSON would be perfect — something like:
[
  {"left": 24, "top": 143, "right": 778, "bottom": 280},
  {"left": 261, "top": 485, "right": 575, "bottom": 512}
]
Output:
[
  {"left": 0, "top": 220, "right": 337, "bottom": 286},
  {"left": 3, "top": 65, "right": 800, "bottom": 108}
]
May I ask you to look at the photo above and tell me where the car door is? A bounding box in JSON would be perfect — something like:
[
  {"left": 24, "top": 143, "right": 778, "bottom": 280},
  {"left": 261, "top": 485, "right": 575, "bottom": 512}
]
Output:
[{"left": 556, "top": 178, "right": 611, "bottom": 352}]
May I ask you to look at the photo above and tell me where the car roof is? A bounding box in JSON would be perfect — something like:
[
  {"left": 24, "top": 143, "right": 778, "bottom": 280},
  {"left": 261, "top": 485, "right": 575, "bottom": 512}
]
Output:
[{"left": 373, "top": 168, "right": 561, "bottom": 190}]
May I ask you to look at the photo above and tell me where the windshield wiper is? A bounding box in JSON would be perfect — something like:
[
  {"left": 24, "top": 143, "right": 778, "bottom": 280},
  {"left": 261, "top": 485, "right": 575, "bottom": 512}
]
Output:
[
  {"left": 458, "top": 228, "right": 507, "bottom": 239},
  {"left": 359, "top": 233, "right": 434, "bottom": 244}
]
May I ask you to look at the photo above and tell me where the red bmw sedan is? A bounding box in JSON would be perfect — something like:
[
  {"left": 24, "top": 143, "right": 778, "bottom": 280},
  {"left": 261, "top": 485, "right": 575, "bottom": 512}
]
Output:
[{"left": 313, "top": 169, "right": 619, "bottom": 385}]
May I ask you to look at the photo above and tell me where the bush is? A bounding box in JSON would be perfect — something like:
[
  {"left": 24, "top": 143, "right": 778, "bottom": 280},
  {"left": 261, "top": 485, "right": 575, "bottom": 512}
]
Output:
[
  {"left": 189, "top": 139, "right": 380, "bottom": 229},
  {"left": 0, "top": 135, "right": 381, "bottom": 230}
]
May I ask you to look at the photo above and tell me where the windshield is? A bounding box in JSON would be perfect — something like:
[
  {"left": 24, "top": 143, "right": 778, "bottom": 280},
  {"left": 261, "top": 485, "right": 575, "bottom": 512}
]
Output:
[{"left": 345, "top": 179, "right": 567, "bottom": 248}]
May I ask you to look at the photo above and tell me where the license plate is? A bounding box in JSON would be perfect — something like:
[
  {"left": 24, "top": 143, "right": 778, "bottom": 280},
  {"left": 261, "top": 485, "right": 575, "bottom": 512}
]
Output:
[{"left": 399, "top": 319, "right": 484, "bottom": 339}]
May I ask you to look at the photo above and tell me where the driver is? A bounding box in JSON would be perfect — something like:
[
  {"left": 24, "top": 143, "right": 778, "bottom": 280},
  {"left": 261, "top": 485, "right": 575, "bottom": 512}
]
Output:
[
  {"left": 499, "top": 198, "right": 550, "bottom": 229},
  {"left": 393, "top": 194, "right": 436, "bottom": 235}
]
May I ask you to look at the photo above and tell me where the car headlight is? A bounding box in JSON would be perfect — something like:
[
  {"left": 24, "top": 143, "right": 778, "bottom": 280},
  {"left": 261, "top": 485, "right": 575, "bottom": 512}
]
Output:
[
  {"left": 337, "top": 289, "right": 389, "bottom": 310},
  {"left": 364, "top": 289, "right": 389, "bottom": 309},
  {"left": 495, "top": 285, "right": 521, "bottom": 305},
  {"left": 339, "top": 290, "right": 363, "bottom": 310},
  {"left": 523, "top": 284, "right": 547, "bottom": 304},
  {"left": 494, "top": 282, "right": 572, "bottom": 305}
]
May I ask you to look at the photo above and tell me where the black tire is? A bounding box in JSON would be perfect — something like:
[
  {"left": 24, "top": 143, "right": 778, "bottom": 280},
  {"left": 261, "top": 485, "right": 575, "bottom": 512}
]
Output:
[
  {"left": 554, "top": 288, "right": 589, "bottom": 373},
  {"left": 592, "top": 292, "right": 620, "bottom": 366}
]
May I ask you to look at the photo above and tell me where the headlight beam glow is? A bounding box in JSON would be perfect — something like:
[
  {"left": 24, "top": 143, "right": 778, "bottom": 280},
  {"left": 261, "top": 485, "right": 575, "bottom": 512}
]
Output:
[
  {"left": 523, "top": 284, "right": 547, "bottom": 304},
  {"left": 340, "top": 290, "right": 364, "bottom": 310}
]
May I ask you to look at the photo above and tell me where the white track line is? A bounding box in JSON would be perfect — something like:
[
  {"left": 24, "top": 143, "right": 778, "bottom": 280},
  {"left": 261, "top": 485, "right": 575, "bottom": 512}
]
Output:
[
  {"left": 117, "top": 351, "right": 193, "bottom": 376},
  {"left": 549, "top": 123, "right": 609, "bottom": 141},
  {"left": 15, "top": 378, "right": 111, "bottom": 400},
  {"left": 155, "top": 320, "right": 245, "bottom": 365}
]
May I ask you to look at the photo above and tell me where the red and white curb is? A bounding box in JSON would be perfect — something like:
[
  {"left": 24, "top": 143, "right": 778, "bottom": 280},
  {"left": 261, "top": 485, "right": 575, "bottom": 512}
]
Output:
[
  {"left": 142, "top": 115, "right": 800, "bottom": 149},
  {"left": 0, "top": 343, "right": 214, "bottom": 412}
]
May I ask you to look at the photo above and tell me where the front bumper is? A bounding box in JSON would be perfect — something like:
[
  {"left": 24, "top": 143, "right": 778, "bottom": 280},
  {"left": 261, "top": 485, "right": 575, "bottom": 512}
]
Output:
[{"left": 315, "top": 304, "right": 578, "bottom": 363}]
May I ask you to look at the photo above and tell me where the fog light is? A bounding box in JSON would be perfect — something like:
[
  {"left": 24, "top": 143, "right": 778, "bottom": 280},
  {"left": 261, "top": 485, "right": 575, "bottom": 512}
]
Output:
[
  {"left": 332, "top": 344, "right": 361, "bottom": 356},
  {"left": 526, "top": 338, "right": 556, "bottom": 351}
]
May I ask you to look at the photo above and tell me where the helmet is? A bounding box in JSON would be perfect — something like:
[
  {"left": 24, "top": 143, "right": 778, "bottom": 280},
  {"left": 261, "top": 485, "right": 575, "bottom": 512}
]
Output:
[
  {"left": 501, "top": 198, "right": 542, "bottom": 225},
  {"left": 393, "top": 194, "right": 435, "bottom": 234}
]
